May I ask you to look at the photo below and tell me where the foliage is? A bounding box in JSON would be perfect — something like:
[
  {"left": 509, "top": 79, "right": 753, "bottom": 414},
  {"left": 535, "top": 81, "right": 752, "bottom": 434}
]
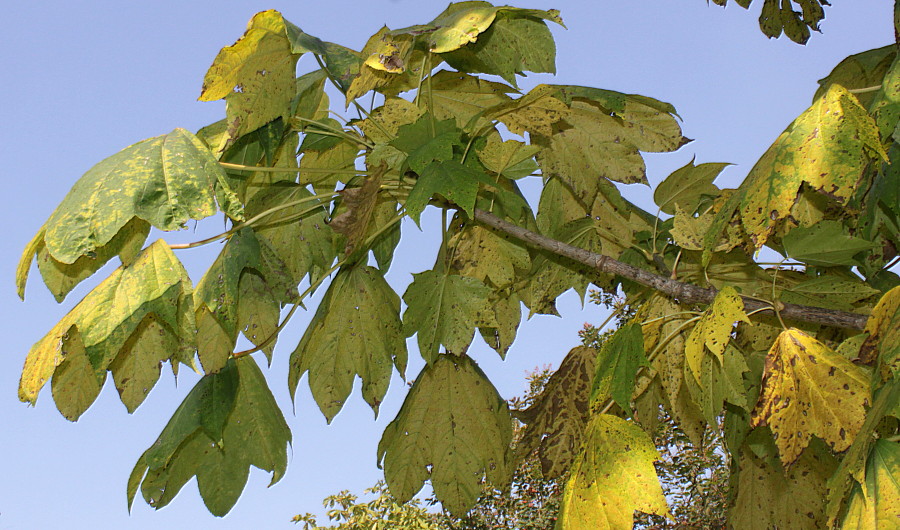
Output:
[{"left": 16, "top": 2, "right": 900, "bottom": 528}]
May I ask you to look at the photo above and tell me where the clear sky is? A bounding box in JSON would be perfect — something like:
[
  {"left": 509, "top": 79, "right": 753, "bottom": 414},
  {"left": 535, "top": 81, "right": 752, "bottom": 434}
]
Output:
[{"left": 0, "top": 1, "right": 891, "bottom": 528}]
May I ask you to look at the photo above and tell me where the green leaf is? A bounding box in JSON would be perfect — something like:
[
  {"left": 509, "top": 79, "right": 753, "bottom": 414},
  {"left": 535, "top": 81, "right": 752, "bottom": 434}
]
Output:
[
  {"left": 557, "top": 414, "right": 669, "bottom": 528},
  {"left": 404, "top": 160, "right": 494, "bottom": 223},
  {"left": 109, "top": 315, "right": 184, "bottom": 413},
  {"left": 193, "top": 229, "right": 263, "bottom": 373},
  {"left": 780, "top": 274, "right": 880, "bottom": 312},
  {"left": 246, "top": 183, "right": 336, "bottom": 288},
  {"left": 19, "top": 218, "right": 150, "bottom": 302},
  {"left": 730, "top": 441, "right": 836, "bottom": 529},
  {"left": 591, "top": 323, "right": 647, "bottom": 414},
  {"left": 441, "top": 10, "right": 558, "bottom": 87},
  {"left": 478, "top": 289, "right": 521, "bottom": 359},
  {"left": 37, "top": 128, "right": 241, "bottom": 266},
  {"left": 200, "top": 10, "right": 301, "bottom": 145},
  {"left": 782, "top": 220, "right": 878, "bottom": 267},
  {"left": 684, "top": 343, "right": 750, "bottom": 426},
  {"left": 815, "top": 45, "right": 896, "bottom": 109},
  {"left": 535, "top": 93, "right": 686, "bottom": 199},
  {"left": 20, "top": 241, "right": 195, "bottom": 412},
  {"left": 428, "top": 71, "right": 515, "bottom": 130},
  {"left": 299, "top": 138, "right": 361, "bottom": 191},
  {"left": 654, "top": 157, "right": 728, "bottom": 215},
  {"left": 476, "top": 137, "right": 539, "bottom": 180},
  {"left": 128, "top": 357, "right": 290, "bottom": 517},
  {"left": 390, "top": 115, "right": 462, "bottom": 173},
  {"left": 236, "top": 271, "right": 281, "bottom": 362},
  {"left": 288, "top": 265, "right": 406, "bottom": 422},
  {"left": 401, "top": 269, "right": 498, "bottom": 363},
  {"left": 840, "top": 439, "right": 900, "bottom": 528},
  {"left": 377, "top": 354, "right": 511, "bottom": 517},
  {"left": 285, "top": 23, "right": 363, "bottom": 94},
  {"left": 514, "top": 346, "right": 597, "bottom": 479}
]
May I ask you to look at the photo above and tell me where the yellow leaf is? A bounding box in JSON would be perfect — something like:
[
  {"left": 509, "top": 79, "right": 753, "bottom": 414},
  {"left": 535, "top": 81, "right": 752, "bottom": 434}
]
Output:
[
  {"left": 426, "top": 6, "right": 498, "bottom": 53},
  {"left": 346, "top": 28, "right": 417, "bottom": 103},
  {"left": 685, "top": 285, "right": 749, "bottom": 382},
  {"left": 737, "top": 85, "right": 887, "bottom": 249},
  {"left": 199, "top": 10, "right": 299, "bottom": 144},
  {"left": 50, "top": 332, "right": 103, "bottom": 421},
  {"left": 558, "top": 414, "right": 669, "bottom": 529},
  {"left": 751, "top": 328, "right": 871, "bottom": 465},
  {"left": 840, "top": 440, "right": 900, "bottom": 529},
  {"left": 860, "top": 285, "right": 900, "bottom": 383}
]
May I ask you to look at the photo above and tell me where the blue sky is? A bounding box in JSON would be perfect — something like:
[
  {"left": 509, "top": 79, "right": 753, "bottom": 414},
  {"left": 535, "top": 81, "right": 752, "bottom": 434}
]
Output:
[{"left": 0, "top": 1, "right": 892, "bottom": 528}]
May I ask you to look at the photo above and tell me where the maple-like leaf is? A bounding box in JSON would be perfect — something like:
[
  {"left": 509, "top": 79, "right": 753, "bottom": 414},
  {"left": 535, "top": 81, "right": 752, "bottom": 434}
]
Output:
[
  {"left": 684, "top": 285, "right": 749, "bottom": 383},
  {"left": 346, "top": 28, "right": 417, "bottom": 104},
  {"left": 653, "top": 157, "right": 728, "bottom": 215},
  {"left": 730, "top": 441, "right": 837, "bottom": 529},
  {"left": 357, "top": 97, "right": 424, "bottom": 144},
  {"left": 840, "top": 439, "right": 900, "bottom": 529},
  {"left": 709, "top": 84, "right": 887, "bottom": 251},
  {"left": 860, "top": 285, "right": 900, "bottom": 382},
  {"left": 128, "top": 357, "right": 291, "bottom": 517},
  {"left": 288, "top": 265, "right": 406, "bottom": 422},
  {"left": 200, "top": 10, "right": 301, "bottom": 145},
  {"left": 557, "top": 414, "right": 669, "bottom": 529},
  {"left": 514, "top": 345, "right": 597, "bottom": 478},
  {"left": 476, "top": 136, "right": 540, "bottom": 179},
  {"left": 448, "top": 218, "right": 531, "bottom": 288},
  {"left": 19, "top": 241, "right": 195, "bottom": 418},
  {"left": 481, "top": 84, "right": 569, "bottom": 137},
  {"left": 404, "top": 160, "right": 495, "bottom": 224},
  {"left": 591, "top": 323, "right": 647, "bottom": 414},
  {"left": 377, "top": 354, "right": 511, "bottom": 517},
  {"left": 751, "top": 328, "right": 872, "bottom": 465},
  {"left": 401, "top": 270, "right": 498, "bottom": 363},
  {"left": 684, "top": 343, "right": 750, "bottom": 426},
  {"left": 19, "top": 128, "right": 241, "bottom": 283},
  {"left": 427, "top": 71, "right": 515, "bottom": 130}
]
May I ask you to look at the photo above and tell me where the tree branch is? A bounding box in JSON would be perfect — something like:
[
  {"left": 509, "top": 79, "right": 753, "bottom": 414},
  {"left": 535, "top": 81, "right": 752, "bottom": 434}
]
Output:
[{"left": 473, "top": 208, "right": 869, "bottom": 331}]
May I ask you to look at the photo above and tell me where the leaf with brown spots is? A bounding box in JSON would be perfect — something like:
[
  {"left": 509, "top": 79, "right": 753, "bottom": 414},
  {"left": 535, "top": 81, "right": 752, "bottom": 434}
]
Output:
[
  {"left": 331, "top": 169, "right": 386, "bottom": 257},
  {"left": 557, "top": 414, "right": 669, "bottom": 529},
  {"left": 751, "top": 328, "right": 871, "bottom": 465},
  {"left": 513, "top": 345, "right": 596, "bottom": 479},
  {"left": 685, "top": 286, "right": 749, "bottom": 383},
  {"left": 840, "top": 439, "right": 900, "bottom": 529},
  {"left": 860, "top": 285, "right": 900, "bottom": 382}
]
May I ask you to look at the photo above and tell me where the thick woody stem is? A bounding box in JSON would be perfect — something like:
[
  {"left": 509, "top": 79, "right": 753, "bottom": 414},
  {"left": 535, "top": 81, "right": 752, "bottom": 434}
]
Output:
[{"left": 473, "top": 208, "right": 869, "bottom": 331}]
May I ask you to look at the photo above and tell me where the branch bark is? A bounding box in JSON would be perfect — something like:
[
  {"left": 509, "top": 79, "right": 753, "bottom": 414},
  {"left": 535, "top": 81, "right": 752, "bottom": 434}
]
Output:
[{"left": 473, "top": 208, "right": 869, "bottom": 331}]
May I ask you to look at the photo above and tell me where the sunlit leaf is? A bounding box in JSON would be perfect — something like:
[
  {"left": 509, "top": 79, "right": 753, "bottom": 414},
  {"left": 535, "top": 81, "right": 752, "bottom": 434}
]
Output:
[
  {"left": 448, "top": 218, "right": 530, "bottom": 288},
  {"left": 751, "top": 328, "right": 872, "bottom": 465},
  {"left": 20, "top": 241, "right": 195, "bottom": 413},
  {"left": 200, "top": 10, "right": 301, "bottom": 144},
  {"left": 483, "top": 84, "right": 569, "bottom": 137},
  {"left": 840, "top": 439, "right": 900, "bottom": 529},
  {"left": 654, "top": 157, "right": 728, "bottom": 215},
  {"left": 557, "top": 414, "right": 668, "bottom": 529},
  {"left": 684, "top": 286, "right": 749, "bottom": 383},
  {"left": 110, "top": 315, "right": 183, "bottom": 413},
  {"left": 288, "top": 265, "right": 406, "bottom": 422},
  {"left": 860, "top": 285, "right": 900, "bottom": 382},
  {"left": 346, "top": 28, "right": 417, "bottom": 104},
  {"left": 428, "top": 70, "right": 515, "bottom": 129},
  {"left": 476, "top": 137, "right": 539, "bottom": 179},
  {"left": 35, "top": 128, "right": 241, "bottom": 266},
  {"left": 358, "top": 97, "right": 424, "bottom": 144},
  {"left": 377, "top": 354, "right": 511, "bottom": 517},
  {"left": 782, "top": 220, "right": 877, "bottom": 267}
]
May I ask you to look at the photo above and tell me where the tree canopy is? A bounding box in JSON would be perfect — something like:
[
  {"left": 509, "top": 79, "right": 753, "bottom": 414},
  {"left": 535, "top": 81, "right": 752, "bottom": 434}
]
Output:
[{"left": 15, "top": 1, "right": 900, "bottom": 528}]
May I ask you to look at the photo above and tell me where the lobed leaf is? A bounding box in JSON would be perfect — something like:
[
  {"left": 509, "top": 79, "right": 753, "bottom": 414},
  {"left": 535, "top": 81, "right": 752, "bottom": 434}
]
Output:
[
  {"left": 557, "top": 414, "right": 669, "bottom": 529},
  {"left": 860, "top": 285, "right": 900, "bottom": 383},
  {"left": 840, "top": 439, "right": 900, "bottom": 528},
  {"left": 591, "top": 323, "right": 647, "bottom": 415},
  {"left": 751, "top": 328, "right": 872, "bottom": 465},
  {"left": 20, "top": 241, "right": 195, "bottom": 417},
  {"left": 684, "top": 285, "right": 749, "bottom": 383},
  {"left": 514, "top": 345, "right": 597, "bottom": 478},
  {"left": 377, "top": 354, "right": 511, "bottom": 517},
  {"left": 288, "top": 265, "right": 406, "bottom": 422}
]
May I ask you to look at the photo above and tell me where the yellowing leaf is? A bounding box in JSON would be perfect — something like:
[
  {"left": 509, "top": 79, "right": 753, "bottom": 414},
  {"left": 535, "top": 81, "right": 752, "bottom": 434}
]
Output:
[
  {"left": 751, "top": 328, "right": 872, "bottom": 465},
  {"left": 346, "top": 28, "right": 417, "bottom": 104},
  {"left": 684, "top": 343, "right": 750, "bottom": 426},
  {"left": 476, "top": 137, "right": 539, "bottom": 179},
  {"left": 730, "top": 442, "right": 836, "bottom": 529},
  {"left": 428, "top": 71, "right": 514, "bottom": 130},
  {"left": 860, "top": 286, "right": 900, "bottom": 382},
  {"left": 50, "top": 332, "right": 102, "bottom": 421},
  {"left": 20, "top": 241, "right": 195, "bottom": 413},
  {"left": 299, "top": 138, "right": 361, "bottom": 191},
  {"left": 358, "top": 97, "right": 424, "bottom": 144},
  {"left": 557, "top": 414, "right": 668, "bottom": 529},
  {"left": 288, "top": 265, "right": 406, "bottom": 422},
  {"left": 448, "top": 219, "right": 530, "bottom": 288},
  {"left": 200, "top": 10, "right": 300, "bottom": 144},
  {"left": 514, "top": 346, "right": 597, "bottom": 478},
  {"left": 685, "top": 286, "right": 749, "bottom": 383},
  {"left": 401, "top": 270, "right": 498, "bottom": 363},
  {"left": 330, "top": 171, "right": 385, "bottom": 257},
  {"left": 654, "top": 157, "right": 727, "bottom": 215},
  {"left": 109, "top": 315, "right": 182, "bottom": 413},
  {"left": 378, "top": 354, "right": 511, "bottom": 517},
  {"left": 840, "top": 439, "right": 900, "bottom": 529},
  {"left": 33, "top": 128, "right": 241, "bottom": 267},
  {"left": 425, "top": 5, "right": 498, "bottom": 53},
  {"left": 736, "top": 85, "right": 887, "bottom": 249},
  {"left": 486, "top": 84, "right": 569, "bottom": 137}
]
